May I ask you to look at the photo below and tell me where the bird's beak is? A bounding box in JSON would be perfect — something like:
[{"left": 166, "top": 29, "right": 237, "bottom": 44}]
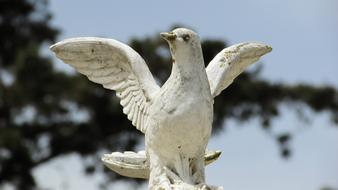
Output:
[{"left": 160, "top": 32, "right": 177, "bottom": 41}]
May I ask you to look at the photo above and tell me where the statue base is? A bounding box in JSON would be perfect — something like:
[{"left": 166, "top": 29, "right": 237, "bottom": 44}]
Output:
[{"left": 167, "top": 183, "right": 223, "bottom": 190}]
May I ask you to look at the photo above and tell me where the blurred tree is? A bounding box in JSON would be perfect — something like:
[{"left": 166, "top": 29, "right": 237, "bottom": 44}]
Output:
[
  {"left": 0, "top": 0, "right": 337, "bottom": 189},
  {"left": 321, "top": 187, "right": 338, "bottom": 190}
]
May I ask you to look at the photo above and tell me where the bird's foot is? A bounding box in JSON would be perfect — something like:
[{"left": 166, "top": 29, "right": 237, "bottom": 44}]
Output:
[
  {"left": 196, "top": 183, "right": 223, "bottom": 190},
  {"left": 196, "top": 183, "right": 212, "bottom": 190},
  {"left": 154, "top": 181, "right": 172, "bottom": 190}
]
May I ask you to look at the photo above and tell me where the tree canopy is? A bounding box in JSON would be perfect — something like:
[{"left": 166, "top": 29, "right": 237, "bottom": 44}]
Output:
[{"left": 0, "top": 0, "right": 337, "bottom": 189}]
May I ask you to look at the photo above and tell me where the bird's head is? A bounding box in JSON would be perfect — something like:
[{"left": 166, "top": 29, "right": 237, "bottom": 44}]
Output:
[{"left": 160, "top": 28, "right": 201, "bottom": 61}]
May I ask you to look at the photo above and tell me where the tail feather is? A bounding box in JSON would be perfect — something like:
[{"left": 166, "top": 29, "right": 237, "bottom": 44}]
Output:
[{"left": 102, "top": 150, "right": 221, "bottom": 179}]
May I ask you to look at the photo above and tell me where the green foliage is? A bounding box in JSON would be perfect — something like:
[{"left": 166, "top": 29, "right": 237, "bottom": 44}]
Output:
[{"left": 0, "top": 0, "right": 337, "bottom": 189}]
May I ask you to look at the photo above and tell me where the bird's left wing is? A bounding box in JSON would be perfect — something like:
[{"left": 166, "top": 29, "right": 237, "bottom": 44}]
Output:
[
  {"left": 50, "top": 37, "right": 160, "bottom": 133},
  {"left": 206, "top": 42, "right": 272, "bottom": 98}
]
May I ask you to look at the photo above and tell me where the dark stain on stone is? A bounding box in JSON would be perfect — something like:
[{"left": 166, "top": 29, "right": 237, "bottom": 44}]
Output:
[{"left": 168, "top": 107, "right": 176, "bottom": 114}]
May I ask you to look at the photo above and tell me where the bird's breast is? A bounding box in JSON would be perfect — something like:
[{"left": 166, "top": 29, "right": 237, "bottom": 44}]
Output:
[{"left": 146, "top": 78, "right": 213, "bottom": 157}]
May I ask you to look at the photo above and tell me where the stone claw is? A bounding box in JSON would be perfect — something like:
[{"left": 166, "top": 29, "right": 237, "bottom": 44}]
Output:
[
  {"left": 156, "top": 182, "right": 172, "bottom": 190},
  {"left": 196, "top": 184, "right": 212, "bottom": 190}
]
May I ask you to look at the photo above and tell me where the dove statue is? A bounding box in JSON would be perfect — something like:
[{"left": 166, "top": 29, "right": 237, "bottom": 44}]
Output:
[{"left": 50, "top": 28, "right": 272, "bottom": 190}]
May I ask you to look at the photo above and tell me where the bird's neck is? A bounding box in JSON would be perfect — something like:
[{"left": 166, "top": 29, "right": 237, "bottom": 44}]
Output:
[
  {"left": 170, "top": 45, "right": 206, "bottom": 80},
  {"left": 168, "top": 44, "right": 212, "bottom": 100}
]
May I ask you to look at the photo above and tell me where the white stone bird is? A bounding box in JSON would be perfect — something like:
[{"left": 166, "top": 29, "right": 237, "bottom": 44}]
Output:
[{"left": 50, "top": 28, "right": 272, "bottom": 190}]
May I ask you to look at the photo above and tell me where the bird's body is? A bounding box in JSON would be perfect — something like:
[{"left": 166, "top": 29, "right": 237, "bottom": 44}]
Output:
[
  {"left": 146, "top": 35, "right": 213, "bottom": 184},
  {"left": 148, "top": 74, "right": 212, "bottom": 159},
  {"left": 50, "top": 27, "right": 272, "bottom": 190}
]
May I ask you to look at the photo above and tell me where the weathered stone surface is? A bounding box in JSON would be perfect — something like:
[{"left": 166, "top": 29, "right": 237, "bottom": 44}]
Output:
[{"left": 51, "top": 28, "right": 271, "bottom": 190}]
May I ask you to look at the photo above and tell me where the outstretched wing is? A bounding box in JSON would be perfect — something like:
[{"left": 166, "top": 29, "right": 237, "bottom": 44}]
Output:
[
  {"left": 206, "top": 42, "right": 272, "bottom": 98},
  {"left": 50, "top": 37, "right": 160, "bottom": 133}
]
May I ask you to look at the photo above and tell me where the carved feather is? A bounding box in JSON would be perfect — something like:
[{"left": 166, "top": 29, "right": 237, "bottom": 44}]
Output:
[
  {"left": 50, "top": 37, "right": 160, "bottom": 133},
  {"left": 206, "top": 42, "right": 272, "bottom": 98}
]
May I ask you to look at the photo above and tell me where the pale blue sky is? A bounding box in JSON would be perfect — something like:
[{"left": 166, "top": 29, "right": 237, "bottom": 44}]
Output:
[{"left": 33, "top": 0, "right": 338, "bottom": 190}]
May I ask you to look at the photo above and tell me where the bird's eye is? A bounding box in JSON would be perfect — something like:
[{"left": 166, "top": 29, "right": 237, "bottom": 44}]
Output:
[{"left": 182, "top": 34, "right": 190, "bottom": 42}]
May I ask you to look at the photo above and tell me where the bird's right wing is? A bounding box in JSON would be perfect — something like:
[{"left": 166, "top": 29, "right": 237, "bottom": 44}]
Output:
[
  {"left": 50, "top": 37, "right": 160, "bottom": 133},
  {"left": 206, "top": 42, "right": 272, "bottom": 98}
]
